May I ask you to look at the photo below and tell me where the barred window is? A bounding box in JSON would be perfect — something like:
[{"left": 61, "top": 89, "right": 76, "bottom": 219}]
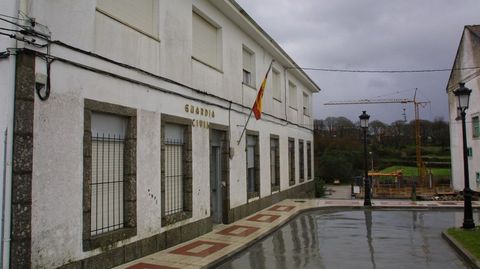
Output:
[
  {"left": 246, "top": 134, "right": 260, "bottom": 199},
  {"left": 288, "top": 138, "right": 295, "bottom": 186},
  {"left": 307, "top": 141, "right": 312, "bottom": 179},
  {"left": 299, "top": 140, "right": 304, "bottom": 183},
  {"left": 83, "top": 99, "right": 136, "bottom": 251},
  {"left": 161, "top": 117, "right": 192, "bottom": 226},
  {"left": 91, "top": 113, "right": 126, "bottom": 236},
  {"left": 164, "top": 124, "right": 185, "bottom": 216},
  {"left": 270, "top": 136, "right": 280, "bottom": 192}
]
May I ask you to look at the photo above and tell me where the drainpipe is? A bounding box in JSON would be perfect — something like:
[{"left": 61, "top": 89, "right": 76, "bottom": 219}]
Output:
[
  {"left": 1, "top": 129, "right": 8, "bottom": 269},
  {"left": 283, "top": 67, "right": 288, "bottom": 122}
]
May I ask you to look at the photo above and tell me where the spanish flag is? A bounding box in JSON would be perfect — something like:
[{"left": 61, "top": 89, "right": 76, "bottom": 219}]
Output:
[{"left": 252, "top": 61, "right": 273, "bottom": 120}]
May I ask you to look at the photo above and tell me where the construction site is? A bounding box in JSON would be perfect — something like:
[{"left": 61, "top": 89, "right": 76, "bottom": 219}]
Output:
[{"left": 324, "top": 89, "right": 458, "bottom": 201}]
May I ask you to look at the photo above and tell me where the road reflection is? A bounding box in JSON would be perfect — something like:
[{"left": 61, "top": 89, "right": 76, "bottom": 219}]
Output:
[{"left": 217, "top": 210, "right": 475, "bottom": 269}]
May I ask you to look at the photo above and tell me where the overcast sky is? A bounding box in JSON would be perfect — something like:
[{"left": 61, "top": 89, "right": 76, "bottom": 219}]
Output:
[{"left": 236, "top": 0, "right": 480, "bottom": 124}]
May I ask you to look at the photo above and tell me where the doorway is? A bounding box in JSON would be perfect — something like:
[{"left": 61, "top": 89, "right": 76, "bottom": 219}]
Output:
[{"left": 210, "top": 129, "right": 228, "bottom": 224}]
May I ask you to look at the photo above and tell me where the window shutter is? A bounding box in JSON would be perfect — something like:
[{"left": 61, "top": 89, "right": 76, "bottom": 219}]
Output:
[
  {"left": 272, "top": 70, "right": 281, "bottom": 100},
  {"left": 192, "top": 12, "right": 218, "bottom": 67},
  {"left": 243, "top": 49, "right": 253, "bottom": 73},
  {"left": 97, "top": 0, "right": 156, "bottom": 36}
]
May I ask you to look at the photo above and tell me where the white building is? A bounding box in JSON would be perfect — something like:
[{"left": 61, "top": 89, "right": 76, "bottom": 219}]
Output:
[
  {"left": 0, "top": 0, "right": 320, "bottom": 268},
  {"left": 447, "top": 25, "right": 480, "bottom": 192}
]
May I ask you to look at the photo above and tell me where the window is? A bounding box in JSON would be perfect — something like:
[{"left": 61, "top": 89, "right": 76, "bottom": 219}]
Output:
[
  {"left": 307, "top": 141, "right": 312, "bottom": 180},
  {"left": 288, "top": 138, "right": 296, "bottom": 186},
  {"left": 303, "top": 92, "right": 310, "bottom": 116},
  {"left": 83, "top": 99, "right": 137, "bottom": 251},
  {"left": 192, "top": 11, "right": 220, "bottom": 68},
  {"left": 473, "top": 116, "right": 479, "bottom": 138},
  {"left": 270, "top": 136, "right": 280, "bottom": 192},
  {"left": 246, "top": 134, "right": 260, "bottom": 199},
  {"left": 161, "top": 117, "right": 193, "bottom": 226},
  {"left": 243, "top": 47, "right": 255, "bottom": 87},
  {"left": 97, "top": 0, "right": 158, "bottom": 37},
  {"left": 299, "top": 140, "right": 304, "bottom": 183},
  {"left": 289, "top": 81, "right": 297, "bottom": 109},
  {"left": 272, "top": 69, "right": 281, "bottom": 101},
  {"left": 468, "top": 147, "right": 473, "bottom": 157}
]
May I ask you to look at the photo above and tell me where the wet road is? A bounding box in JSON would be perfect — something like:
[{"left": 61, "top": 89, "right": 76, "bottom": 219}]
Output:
[{"left": 216, "top": 209, "right": 474, "bottom": 269}]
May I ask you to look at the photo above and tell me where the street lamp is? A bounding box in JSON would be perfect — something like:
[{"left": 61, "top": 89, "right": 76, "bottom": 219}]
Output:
[
  {"left": 454, "top": 82, "right": 474, "bottom": 229},
  {"left": 360, "top": 111, "right": 372, "bottom": 206}
]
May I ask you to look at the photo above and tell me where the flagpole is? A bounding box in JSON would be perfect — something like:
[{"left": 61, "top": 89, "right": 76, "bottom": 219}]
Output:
[{"left": 237, "top": 60, "right": 274, "bottom": 145}]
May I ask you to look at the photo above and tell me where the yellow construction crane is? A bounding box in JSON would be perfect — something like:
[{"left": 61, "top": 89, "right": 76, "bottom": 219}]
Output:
[{"left": 324, "top": 89, "right": 430, "bottom": 188}]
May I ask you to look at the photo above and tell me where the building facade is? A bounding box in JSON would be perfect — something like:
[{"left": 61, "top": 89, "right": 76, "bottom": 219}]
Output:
[
  {"left": 447, "top": 25, "right": 480, "bottom": 192},
  {"left": 0, "top": 0, "right": 320, "bottom": 268}
]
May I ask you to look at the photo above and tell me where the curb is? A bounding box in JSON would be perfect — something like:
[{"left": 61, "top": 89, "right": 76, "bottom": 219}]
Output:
[{"left": 442, "top": 230, "right": 480, "bottom": 269}]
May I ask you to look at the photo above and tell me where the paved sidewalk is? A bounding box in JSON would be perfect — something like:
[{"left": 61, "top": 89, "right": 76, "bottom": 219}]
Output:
[{"left": 115, "top": 199, "right": 479, "bottom": 269}]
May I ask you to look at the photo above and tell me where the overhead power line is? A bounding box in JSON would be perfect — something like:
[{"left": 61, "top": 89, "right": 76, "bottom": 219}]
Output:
[{"left": 287, "top": 66, "right": 480, "bottom": 73}]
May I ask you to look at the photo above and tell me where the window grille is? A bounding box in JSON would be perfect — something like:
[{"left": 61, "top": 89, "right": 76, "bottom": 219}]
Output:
[
  {"left": 91, "top": 133, "right": 125, "bottom": 236},
  {"left": 288, "top": 138, "right": 295, "bottom": 186},
  {"left": 299, "top": 140, "right": 304, "bottom": 182},
  {"left": 164, "top": 138, "right": 185, "bottom": 216},
  {"left": 246, "top": 134, "right": 259, "bottom": 198},
  {"left": 307, "top": 141, "right": 312, "bottom": 179},
  {"left": 270, "top": 138, "right": 280, "bottom": 190}
]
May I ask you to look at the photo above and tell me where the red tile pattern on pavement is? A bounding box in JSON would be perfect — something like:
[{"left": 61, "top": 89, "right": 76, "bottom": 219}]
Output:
[
  {"left": 325, "top": 201, "right": 361, "bottom": 205},
  {"left": 170, "top": 240, "right": 229, "bottom": 258},
  {"left": 216, "top": 225, "right": 260, "bottom": 237},
  {"left": 246, "top": 214, "right": 280, "bottom": 223},
  {"left": 268, "top": 205, "right": 295, "bottom": 212},
  {"left": 380, "top": 201, "right": 417, "bottom": 206},
  {"left": 125, "top": 263, "right": 178, "bottom": 269}
]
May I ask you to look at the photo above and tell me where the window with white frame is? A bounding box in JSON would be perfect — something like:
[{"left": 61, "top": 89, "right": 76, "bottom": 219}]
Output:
[
  {"left": 192, "top": 11, "right": 220, "bottom": 68},
  {"left": 243, "top": 47, "right": 255, "bottom": 87},
  {"left": 289, "top": 81, "right": 297, "bottom": 109},
  {"left": 272, "top": 69, "right": 281, "bottom": 101},
  {"left": 473, "top": 116, "right": 479, "bottom": 138},
  {"left": 303, "top": 92, "right": 310, "bottom": 116},
  {"left": 97, "top": 0, "right": 158, "bottom": 37}
]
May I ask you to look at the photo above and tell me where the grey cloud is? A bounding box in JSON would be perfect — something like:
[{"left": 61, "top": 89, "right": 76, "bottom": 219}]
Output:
[{"left": 236, "top": 0, "right": 480, "bottom": 123}]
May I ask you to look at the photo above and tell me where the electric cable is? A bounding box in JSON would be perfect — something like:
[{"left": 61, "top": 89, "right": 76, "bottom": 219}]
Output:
[{"left": 287, "top": 66, "right": 480, "bottom": 74}]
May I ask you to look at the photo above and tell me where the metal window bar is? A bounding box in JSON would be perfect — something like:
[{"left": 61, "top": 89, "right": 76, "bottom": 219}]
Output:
[
  {"left": 165, "top": 138, "right": 185, "bottom": 216},
  {"left": 270, "top": 139, "right": 280, "bottom": 188},
  {"left": 299, "top": 142, "right": 304, "bottom": 182},
  {"left": 307, "top": 142, "right": 312, "bottom": 179},
  {"left": 288, "top": 140, "right": 295, "bottom": 185},
  {"left": 91, "top": 133, "right": 124, "bottom": 236}
]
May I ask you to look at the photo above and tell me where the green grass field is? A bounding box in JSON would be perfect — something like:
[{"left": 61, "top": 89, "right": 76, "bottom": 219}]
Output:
[
  {"left": 381, "top": 166, "right": 451, "bottom": 177},
  {"left": 447, "top": 228, "right": 480, "bottom": 260}
]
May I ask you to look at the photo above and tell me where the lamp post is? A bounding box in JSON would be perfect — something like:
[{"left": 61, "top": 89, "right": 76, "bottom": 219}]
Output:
[
  {"left": 360, "top": 111, "right": 372, "bottom": 206},
  {"left": 454, "top": 82, "right": 474, "bottom": 229}
]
